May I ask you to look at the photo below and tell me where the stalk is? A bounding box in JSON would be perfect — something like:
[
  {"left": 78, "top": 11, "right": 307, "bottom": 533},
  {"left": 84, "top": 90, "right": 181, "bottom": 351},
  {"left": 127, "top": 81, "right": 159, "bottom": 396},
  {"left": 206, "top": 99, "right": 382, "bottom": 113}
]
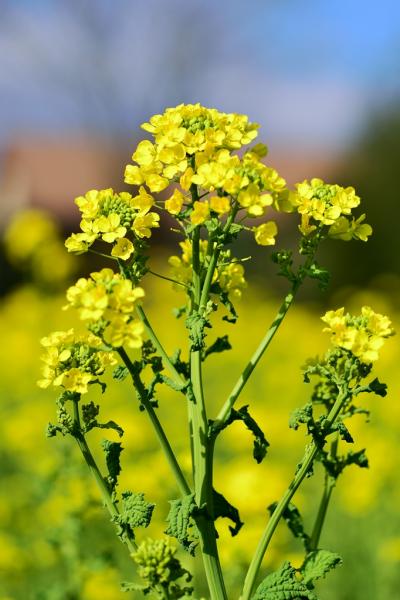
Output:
[
  {"left": 71, "top": 399, "right": 137, "bottom": 554},
  {"left": 136, "top": 304, "right": 186, "bottom": 388},
  {"left": 309, "top": 434, "right": 339, "bottom": 550},
  {"left": 240, "top": 390, "right": 349, "bottom": 600},
  {"left": 118, "top": 347, "right": 191, "bottom": 497},
  {"left": 187, "top": 189, "right": 228, "bottom": 599},
  {"left": 215, "top": 252, "right": 315, "bottom": 427}
]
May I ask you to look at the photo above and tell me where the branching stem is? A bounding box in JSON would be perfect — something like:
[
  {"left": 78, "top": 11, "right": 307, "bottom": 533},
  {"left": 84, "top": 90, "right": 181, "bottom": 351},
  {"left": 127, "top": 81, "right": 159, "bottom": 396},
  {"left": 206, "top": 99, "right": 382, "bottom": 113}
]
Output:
[{"left": 240, "top": 390, "right": 349, "bottom": 600}]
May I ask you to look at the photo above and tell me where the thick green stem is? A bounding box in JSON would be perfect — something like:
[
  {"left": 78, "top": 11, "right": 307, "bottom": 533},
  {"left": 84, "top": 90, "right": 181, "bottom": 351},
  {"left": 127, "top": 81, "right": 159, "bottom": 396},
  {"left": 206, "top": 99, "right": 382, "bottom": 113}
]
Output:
[
  {"left": 240, "top": 391, "right": 348, "bottom": 600},
  {"left": 188, "top": 204, "right": 227, "bottom": 599},
  {"left": 309, "top": 434, "right": 339, "bottom": 550},
  {"left": 72, "top": 399, "right": 136, "bottom": 554},
  {"left": 118, "top": 348, "right": 191, "bottom": 497}
]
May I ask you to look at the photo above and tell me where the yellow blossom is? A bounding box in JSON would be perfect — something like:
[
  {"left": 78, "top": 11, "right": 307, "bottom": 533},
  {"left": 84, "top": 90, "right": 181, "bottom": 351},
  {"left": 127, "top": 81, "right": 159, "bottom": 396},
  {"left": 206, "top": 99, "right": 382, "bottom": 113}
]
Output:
[
  {"left": 190, "top": 201, "right": 210, "bottom": 225},
  {"left": 254, "top": 221, "right": 278, "bottom": 246},
  {"left": 165, "top": 189, "right": 185, "bottom": 215},
  {"left": 132, "top": 212, "right": 160, "bottom": 238},
  {"left": 111, "top": 237, "right": 134, "bottom": 260},
  {"left": 209, "top": 195, "right": 231, "bottom": 215}
]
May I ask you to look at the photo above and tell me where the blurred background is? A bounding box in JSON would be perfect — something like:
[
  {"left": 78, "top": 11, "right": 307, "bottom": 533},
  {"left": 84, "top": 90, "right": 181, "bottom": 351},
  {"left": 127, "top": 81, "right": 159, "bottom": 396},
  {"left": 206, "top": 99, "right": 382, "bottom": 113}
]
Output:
[{"left": 0, "top": 1, "right": 399, "bottom": 598}]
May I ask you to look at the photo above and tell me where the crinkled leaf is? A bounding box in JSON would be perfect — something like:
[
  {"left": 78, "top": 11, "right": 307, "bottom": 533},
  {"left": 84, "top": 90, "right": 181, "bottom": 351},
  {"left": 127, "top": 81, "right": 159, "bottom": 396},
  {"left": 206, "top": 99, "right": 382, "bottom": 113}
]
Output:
[
  {"left": 306, "top": 262, "right": 330, "bottom": 290},
  {"left": 343, "top": 449, "right": 369, "bottom": 470},
  {"left": 165, "top": 494, "right": 198, "bottom": 555},
  {"left": 204, "top": 335, "right": 232, "bottom": 358},
  {"left": 213, "top": 489, "right": 243, "bottom": 536},
  {"left": 101, "top": 439, "right": 123, "bottom": 492},
  {"left": 301, "top": 550, "right": 342, "bottom": 585},
  {"left": 333, "top": 421, "right": 353, "bottom": 443},
  {"left": 268, "top": 502, "right": 310, "bottom": 551},
  {"left": 186, "top": 313, "right": 207, "bottom": 350},
  {"left": 366, "top": 377, "right": 387, "bottom": 397},
  {"left": 212, "top": 405, "right": 269, "bottom": 463},
  {"left": 252, "top": 562, "right": 317, "bottom": 600},
  {"left": 113, "top": 365, "right": 129, "bottom": 381},
  {"left": 114, "top": 491, "right": 155, "bottom": 539},
  {"left": 120, "top": 581, "right": 148, "bottom": 593},
  {"left": 94, "top": 420, "right": 124, "bottom": 437},
  {"left": 160, "top": 374, "right": 188, "bottom": 393},
  {"left": 289, "top": 404, "right": 313, "bottom": 431}
]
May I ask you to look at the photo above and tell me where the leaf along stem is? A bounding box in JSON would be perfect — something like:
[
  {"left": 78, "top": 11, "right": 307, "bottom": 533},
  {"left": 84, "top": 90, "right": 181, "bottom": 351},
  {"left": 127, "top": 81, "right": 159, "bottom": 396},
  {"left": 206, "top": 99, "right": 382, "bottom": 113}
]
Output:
[
  {"left": 309, "top": 433, "right": 339, "bottom": 550},
  {"left": 71, "top": 398, "right": 137, "bottom": 554},
  {"left": 136, "top": 304, "right": 186, "bottom": 388},
  {"left": 240, "top": 390, "right": 349, "bottom": 600},
  {"left": 118, "top": 347, "right": 191, "bottom": 497}
]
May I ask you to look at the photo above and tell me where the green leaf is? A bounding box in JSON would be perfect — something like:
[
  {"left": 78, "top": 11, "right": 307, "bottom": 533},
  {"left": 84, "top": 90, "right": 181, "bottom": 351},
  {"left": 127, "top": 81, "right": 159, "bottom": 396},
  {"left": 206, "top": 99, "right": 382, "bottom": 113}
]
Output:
[
  {"left": 204, "top": 335, "right": 232, "bottom": 358},
  {"left": 165, "top": 494, "right": 198, "bottom": 555},
  {"left": 213, "top": 489, "right": 243, "bottom": 536},
  {"left": 289, "top": 404, "right": 313, "bottom": 431},
  {"left": 185, "top": 313, "right": 207, "bottom": 350},
  {"left": 252, "top": 562, "right": 317, "bottom": 600},
  {"left": 101, "top": 440, "right": 123, "bottom": 492},
  {"left": 113, "top": 365, "right": 129, "bottom": 381},
  {"left": 268, "top": 502, "right": 310, "bottom": 551},
  {"left": 120, "top": 581, "right": 147, "bottom": 593},
  {"left": 367, "top": 377, "right": 387, "bottom": 397},
  {"left": 160, "top": 374, "right": 188, "bottom": 393},
  {"left": 212, "top": 405, "right": 269, "bottom": 463},
  {"left": 113, "top": 491, "right": 155, "bottom": 539},
  {"left": 300, "top": 550, "right": 342, "bottom": 585},
  {"left": 333, "top": 421, "right": 354, "bottom": 443}
]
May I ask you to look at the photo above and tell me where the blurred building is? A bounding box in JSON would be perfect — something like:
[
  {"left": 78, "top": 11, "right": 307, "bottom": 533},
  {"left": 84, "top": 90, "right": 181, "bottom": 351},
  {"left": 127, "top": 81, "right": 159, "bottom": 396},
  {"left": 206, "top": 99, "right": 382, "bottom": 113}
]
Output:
[
  {"left": 0, "top": 136, "right": 342, "bottom": 228},
  {"left": 0, "top": 136, "right": 129, "bottom": 227}
]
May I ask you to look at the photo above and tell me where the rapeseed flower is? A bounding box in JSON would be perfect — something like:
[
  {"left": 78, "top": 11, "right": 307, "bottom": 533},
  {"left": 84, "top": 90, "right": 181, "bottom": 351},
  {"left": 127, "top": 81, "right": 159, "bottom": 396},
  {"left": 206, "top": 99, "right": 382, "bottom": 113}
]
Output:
[{"left": 321, "top": 306, "right": 394, "bottom": 363}]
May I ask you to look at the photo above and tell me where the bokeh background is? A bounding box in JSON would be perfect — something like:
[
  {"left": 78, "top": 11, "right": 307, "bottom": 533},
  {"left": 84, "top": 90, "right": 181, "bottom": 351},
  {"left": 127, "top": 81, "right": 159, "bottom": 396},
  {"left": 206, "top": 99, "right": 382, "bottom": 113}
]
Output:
[{"left": 0, "top": 1, "right": 399, "bottom": 598}]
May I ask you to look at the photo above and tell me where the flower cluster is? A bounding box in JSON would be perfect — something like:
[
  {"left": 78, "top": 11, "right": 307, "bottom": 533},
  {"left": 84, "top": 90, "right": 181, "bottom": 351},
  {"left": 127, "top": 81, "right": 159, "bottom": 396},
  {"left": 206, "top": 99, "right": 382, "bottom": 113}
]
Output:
[
  {"left": 168, "top": 240, "right": 247, "bottom": 301},
  {"left": 65, "top": 188, "right": 160, "bottom": 259},
  {"left": 124, "top": 103, "right": 259, "bottom": 191},
  {"left": 292, "top": 178, "right": 372, "bottom": 241},
  {"left": 321, "top": 306, "right": 394, "bottom": 363},
  {"left": 65, "top": 268, "right": 145, "bottom": 349},
  {"left": 37, "top": 329, "right": 116, "bottom": 394},
  {"left": 123, "top": 104, "right": 285, "bottom": 247}
]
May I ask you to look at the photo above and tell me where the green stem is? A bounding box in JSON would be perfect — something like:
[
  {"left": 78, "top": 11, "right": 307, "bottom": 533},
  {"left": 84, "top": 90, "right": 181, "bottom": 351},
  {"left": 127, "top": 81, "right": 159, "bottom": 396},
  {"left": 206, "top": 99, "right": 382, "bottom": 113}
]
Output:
[
  {"left": 215, "top": 252, "right": 315, "bottom": 427},
  {"left": 188, "top": 198, "right": 228, "bottom": 599},
  {"left": 71, "top": 399, "right": 137, "bottom": 554},
  {"left": 118, "top": 347, "right": 191, "bottom": 497},
  {"left": 309, "top": 434, "right": 339, "bottom": 550},
  {"left": 215, "top": 285, "right": 298, "bottom": 427},
  {"left": 240, "top": 390, "right": 349, "bottom": 600},
  {"left": 136, "top": 305, "right": 186, "bottom": 388}
]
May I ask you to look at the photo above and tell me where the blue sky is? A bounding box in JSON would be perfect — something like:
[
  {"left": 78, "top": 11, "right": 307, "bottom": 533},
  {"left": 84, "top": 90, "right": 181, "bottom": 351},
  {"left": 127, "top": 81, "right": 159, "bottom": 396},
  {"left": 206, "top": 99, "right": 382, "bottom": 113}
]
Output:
[{"left": 0, "top": 0, "right": 399, "bottom": 150}]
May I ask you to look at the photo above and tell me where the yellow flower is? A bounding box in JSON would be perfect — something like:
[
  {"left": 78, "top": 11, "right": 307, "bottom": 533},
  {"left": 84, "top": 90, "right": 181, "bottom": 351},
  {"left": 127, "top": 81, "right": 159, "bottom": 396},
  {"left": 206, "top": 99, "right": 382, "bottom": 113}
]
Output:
[
  {"left": 111, "top": 237, "right": 134, "bottom": 260},
  {"left": 103, "top": 316, "right": 144, "bottom": 348},
  {"left": 132, "top": 140, "right": 157, "bottom": 166},
  {"left": 124, "top": 164, "right": 144, "bottom": 185},
  {"left": 254, "top": 221, "right": 278, "bottom": 246},
  {"left": 94, "top": 213, "right": 127, "bottom": 243},
  {"left": 132, "top": 212, "right": 160, "bottom": 238},
  {"left": 74, "top": 190, "right": 100, "bottom": 219},
  {"left": 219, "top": 262, "right": 247, "bottom": 300},
  {"left": 179, "top": 167, "right": 194, "bottom": 191},
  {"left": 321, "top": 306, "right": 394, "bottom": 363},
  {"left": 130, "top": 186, "right": 154, "bottom": 214},
  {"left": 59, "top": 368, "right": 93, "bottom": 394},
  {"left": 190, "top": 201, "right": 210, "bottom": 225},
  {"left": 209, "top": 195, "right": 231, "bottom": 215},
  {"left": 165, "top": 189, "right": 185, "bottom": 215}
]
